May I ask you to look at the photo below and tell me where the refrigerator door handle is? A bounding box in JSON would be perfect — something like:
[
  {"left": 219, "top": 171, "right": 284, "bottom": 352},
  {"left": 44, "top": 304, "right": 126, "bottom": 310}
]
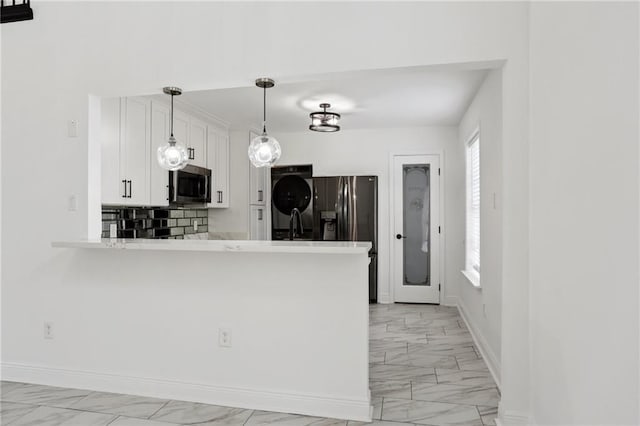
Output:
[
  {"left": 342, "top": 177, "right": 349, "bottom": 240},
  {"left": 347, "top": 176, "right": 356, "bottom": 241},
  {"left": 337, "top": 176, "right": 344, "bottom": 240}
]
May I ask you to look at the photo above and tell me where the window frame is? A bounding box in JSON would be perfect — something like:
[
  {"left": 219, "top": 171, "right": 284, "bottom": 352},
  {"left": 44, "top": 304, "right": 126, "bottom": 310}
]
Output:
[{"left": 463, "top": 129, "right": 481, "bottom": 289}]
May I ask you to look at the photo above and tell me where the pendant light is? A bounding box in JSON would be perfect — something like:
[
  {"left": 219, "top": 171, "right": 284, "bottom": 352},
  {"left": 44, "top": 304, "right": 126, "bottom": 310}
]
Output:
[
  {"left": 157, "top": 86, "right": 189, "bottom": 171},
  {"left": 248, "top": 78, "right": 281, "bottom": 168},
  {"left": 309, "top": 103, "right": 340, "bottom": 132}
]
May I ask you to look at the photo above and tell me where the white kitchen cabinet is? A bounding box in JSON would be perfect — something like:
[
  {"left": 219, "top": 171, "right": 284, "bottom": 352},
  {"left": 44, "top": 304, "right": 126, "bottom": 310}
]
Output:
[
  {"left": 172, "top": 110, "right": 189, "bottom": 153},
  {"left": 207, "top": 126, "right": 229, "bottom": 208},
  {"left": 249, "top": 132, "right": 268, "bottom": 206},
  {"left": 149, "top": 101, "right": 170, "bottom": 206},
  {"left": 101, "top": 97, "right": 150, "bottom": 206},
  {"left": 248, "top": 131, "right": 271, "bottom": 240},
  {"left": 249, "top": 205, "right": 267, "bottom": 240},
  {"left": 250, "top": 167, "right": 267, "bottom": 205},
  {"left": 189, "top": 118, "right": 207, "bottom": 168},
  {"left": 102, "top": 96, "right": 229, "bottom": 208},
  {"left": 101, "top": 97, "right": 122, "bottom": 205}
]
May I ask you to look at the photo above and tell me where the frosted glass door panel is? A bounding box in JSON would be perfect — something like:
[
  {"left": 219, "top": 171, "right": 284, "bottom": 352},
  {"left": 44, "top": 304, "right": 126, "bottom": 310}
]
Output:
[
  {"left": 393, "top": 154, "right": 440, "bottom": 304},
  {"left": 403, "top": 165, "right": 430, "bottom": 286}
]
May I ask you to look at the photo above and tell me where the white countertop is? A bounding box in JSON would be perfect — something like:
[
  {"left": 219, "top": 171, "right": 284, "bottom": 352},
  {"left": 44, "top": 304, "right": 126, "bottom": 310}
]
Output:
[{"left": 52, "top": 239, "right": 372, "bottom": 255}]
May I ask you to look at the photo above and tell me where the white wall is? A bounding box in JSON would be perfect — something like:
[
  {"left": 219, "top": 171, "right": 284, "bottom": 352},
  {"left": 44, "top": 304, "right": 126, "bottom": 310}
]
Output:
[
  {"left": 1, "top": 1, "right": 532, "bottom": 422},
  {"left": 457, "top": 69, "right": 503, "bottom": 385},
  {"left": 529, "top": 3, "right": 639, "bottom": 424},
  {"left": 2, "top": 248, "right": 371, "bottom": 420},
  {"left": 272, "top": 126, "right": 462, "bottom": 304}
]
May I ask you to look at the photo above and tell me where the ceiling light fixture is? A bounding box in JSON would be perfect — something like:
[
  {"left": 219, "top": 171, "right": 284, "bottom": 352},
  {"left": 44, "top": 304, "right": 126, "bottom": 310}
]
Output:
[
  {"left": 157, "top": 86, "right": 189, "bottom": 171},
  {"left": 309, "top": 103, "right": 340, "bottom": 132},
  {"left": 248, "top": 78, "right": 281, "bottom": 168}
]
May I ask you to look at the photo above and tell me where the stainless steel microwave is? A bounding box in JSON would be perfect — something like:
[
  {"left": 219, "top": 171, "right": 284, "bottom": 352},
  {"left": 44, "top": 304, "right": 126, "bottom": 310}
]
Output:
[{"left": 169, "top": 164, "right": 211, "bottom": 205}]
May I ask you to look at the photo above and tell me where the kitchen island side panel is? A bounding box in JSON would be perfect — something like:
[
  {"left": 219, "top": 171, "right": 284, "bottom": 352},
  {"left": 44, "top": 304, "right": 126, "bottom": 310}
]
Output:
[{"left": 1, "top": 249, "right": 370, "bottom": 421}]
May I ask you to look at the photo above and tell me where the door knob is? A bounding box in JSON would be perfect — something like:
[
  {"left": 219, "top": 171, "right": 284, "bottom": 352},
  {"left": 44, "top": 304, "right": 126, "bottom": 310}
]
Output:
[{"left": 396, "top": 234, "right": 406, "bottom": 240}]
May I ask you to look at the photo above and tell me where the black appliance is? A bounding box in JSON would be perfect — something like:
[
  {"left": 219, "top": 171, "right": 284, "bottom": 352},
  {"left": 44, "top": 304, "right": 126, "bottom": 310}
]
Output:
[
  {"left": 313, "top": 176, "right": 378, "bottom": 302},
  {"left": 271, "top": 165, "right": 314, "bottom": 240},
  {"left": 169, "top": 164, "right": 211, "bottom": 205}
]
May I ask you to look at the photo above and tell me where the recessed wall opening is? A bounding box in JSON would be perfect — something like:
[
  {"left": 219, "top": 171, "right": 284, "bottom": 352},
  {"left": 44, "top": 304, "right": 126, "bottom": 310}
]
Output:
[{"left": 86, "top": 59, "right": 505, "bottom": 396}]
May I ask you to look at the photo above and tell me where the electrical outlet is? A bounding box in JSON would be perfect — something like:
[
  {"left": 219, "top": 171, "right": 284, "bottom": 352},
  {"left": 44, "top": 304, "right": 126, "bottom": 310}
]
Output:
[
  {"left": 218, "top": 328, "right": 232, "bottom": 347},
  {"left": 44, "top": 322, "right": 54, "bottom": 339},
  {"left": 68, "top": 195, "right": 77, "bottom": 211}
]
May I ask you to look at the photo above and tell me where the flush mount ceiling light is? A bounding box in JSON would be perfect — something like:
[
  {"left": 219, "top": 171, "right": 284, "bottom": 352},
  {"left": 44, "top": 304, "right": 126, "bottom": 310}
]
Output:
[
  {"left": 248, "top": 78, "right": 281, "bottom": 168},
  {"left": 157, "top": 86, "right": 189, "bottom": 171},
  {"left": 309, "top": 103, "right": 341, "bottom": 132}
]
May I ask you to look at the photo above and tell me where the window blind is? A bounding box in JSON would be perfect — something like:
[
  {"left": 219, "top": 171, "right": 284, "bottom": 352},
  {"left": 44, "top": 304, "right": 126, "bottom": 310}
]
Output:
[{"left": 466, "top": 134, "right": 480, "bottom": 279}]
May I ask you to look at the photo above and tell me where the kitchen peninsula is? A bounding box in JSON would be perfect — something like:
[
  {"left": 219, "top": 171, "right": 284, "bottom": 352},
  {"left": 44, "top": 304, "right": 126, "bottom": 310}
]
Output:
[{"left": 49, "top": 239, "right": 372, "bottom": 421}]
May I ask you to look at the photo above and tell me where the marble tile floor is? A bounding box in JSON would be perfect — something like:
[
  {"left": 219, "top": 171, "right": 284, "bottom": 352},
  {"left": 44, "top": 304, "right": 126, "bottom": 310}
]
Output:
[{"left": 0, "top": 304, "right": 498, "bottom": 426}]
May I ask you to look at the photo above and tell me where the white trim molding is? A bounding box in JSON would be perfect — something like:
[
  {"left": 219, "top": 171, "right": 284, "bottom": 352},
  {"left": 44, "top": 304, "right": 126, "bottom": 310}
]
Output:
[
  {"left": 389, "top": 151, "right": 445, "bottom": 304},
  {"left": 496, "top": 409, "right": 530, "bottom": 426},
  {"left": 461, "top": 269, "right": 481, "bottom": 289},
  {"left": 456, "top": 299, "right": 502, "bottom": 389},
  {"left": 1, "top": 362, "right": 372, "bottom": 422},
  {"left": 442, "top": 295, "right": 458, "bottom": 307}
]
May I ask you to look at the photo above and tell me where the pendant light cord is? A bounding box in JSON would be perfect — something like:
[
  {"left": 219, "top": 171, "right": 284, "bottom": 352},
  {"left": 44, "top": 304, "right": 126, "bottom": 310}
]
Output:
[
  {"left": 262, "top": 85, "right": 267, "bottom": 134},
  {"left": 170, "top": 93, "right": 174, "bottom": 137}
]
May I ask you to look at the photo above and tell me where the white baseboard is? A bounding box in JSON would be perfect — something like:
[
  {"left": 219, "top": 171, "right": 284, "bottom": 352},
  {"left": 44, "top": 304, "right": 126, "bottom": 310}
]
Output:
[
  {"left": 442, "top": 295, "right": 458, "bottom": 307},
  {"left": 377, "top": 293, "right": 392, "bottom": 304},
  {"left": 1, "top": 362, "right": 371, "bottom": 421},
  {"left": 456, "top": 299, "right": 502, "bottom": 390},
  {"left": 496, "top": 410, "right": 530, "bottom": 425}
]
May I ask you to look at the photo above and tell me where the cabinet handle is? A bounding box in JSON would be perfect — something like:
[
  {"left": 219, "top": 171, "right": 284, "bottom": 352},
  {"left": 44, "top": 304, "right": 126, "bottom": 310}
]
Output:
[
  {"left": 166, "top": 184, "right": 169, "bottom": 201},
  {"left": 122, "top": 180, "right": 127, "bottom": 198},
  {"left": 258, "top": 190, "right": 263, "bottom": 202},
  {"left": 188, "top": 148, "right": 195, "bottom": 160},
  {"left": 258, "top": 209, "right": 263, "bottom": 221},
  {"left": 217, "top": 190, "right": 223, "bottom": 203},
  {"left": 127, "top": 180, "right": 132, "bottom": 198}
]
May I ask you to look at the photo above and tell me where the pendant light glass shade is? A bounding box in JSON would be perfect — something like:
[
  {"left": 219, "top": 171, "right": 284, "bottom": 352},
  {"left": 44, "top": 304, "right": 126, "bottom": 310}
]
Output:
[
  {"left": 157, "top": 86, "right": 189, "bottom": 171},
  {"left": 157, "top": 135, "right": 189, "bottom": 171},
  {"left": 248, "top": 78, "right": 281, "bottom": 168},
  {"left": 248, "top": 133, "right": 281, "bottom": 168},
  {"left": 309, "top": 103, "right": 340, "bottom": 132}
]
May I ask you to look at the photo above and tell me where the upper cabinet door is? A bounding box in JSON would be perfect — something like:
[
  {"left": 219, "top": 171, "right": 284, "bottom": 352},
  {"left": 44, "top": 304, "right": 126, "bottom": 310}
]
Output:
[
  {"left": 206, "top": 126, "right": 230, "bottom": 208},
  {"left": 172, "top": 110, "right": 189, "bottom": 153},
  {"left": 249, "top": 132, "right": 267, "bottom": 206},
  {"left": 120, "top": 97, "right": 151, "bottom": 206},
  {"left": 249, "top": 167, "right": 267, "bottom": 205},
  {"left": 215, "top": 131, "right": 229, "bottom": 207},
  {"left": 150, "top": 101, "right": 170, "bottom": 206},
  {"left": 101, "top": 97, "right": 123, "bottom": 204},
  {"left": 189, "top": 118, "right": 207, "bottom": 168}
]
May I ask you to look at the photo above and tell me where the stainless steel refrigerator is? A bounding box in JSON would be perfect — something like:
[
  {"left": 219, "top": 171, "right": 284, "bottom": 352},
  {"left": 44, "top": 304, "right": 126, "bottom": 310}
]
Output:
[{"left": 313, "top": 176, "right": 378, "bottom": 302}]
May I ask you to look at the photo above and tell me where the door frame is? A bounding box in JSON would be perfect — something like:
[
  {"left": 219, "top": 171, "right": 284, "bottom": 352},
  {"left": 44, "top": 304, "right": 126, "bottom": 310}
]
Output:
[{"left": 389, "top": 151, "right": 445, "bottom": 304}]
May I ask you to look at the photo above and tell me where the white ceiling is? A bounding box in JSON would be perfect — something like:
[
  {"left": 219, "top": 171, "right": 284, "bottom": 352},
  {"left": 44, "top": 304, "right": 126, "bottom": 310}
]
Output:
[{"left": 180, "top": 66, "right": 489, "bottom": 133}]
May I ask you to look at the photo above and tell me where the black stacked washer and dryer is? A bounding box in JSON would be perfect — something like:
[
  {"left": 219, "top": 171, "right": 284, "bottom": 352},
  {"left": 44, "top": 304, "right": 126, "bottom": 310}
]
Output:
[{"left": 270, "top": 165, "right": 314, "bottom": 241}]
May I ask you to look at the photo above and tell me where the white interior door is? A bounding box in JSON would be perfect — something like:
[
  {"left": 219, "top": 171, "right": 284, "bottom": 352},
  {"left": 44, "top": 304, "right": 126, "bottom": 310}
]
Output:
[{"left": 392, "top": 154, "right": 440, "bottom": 303}]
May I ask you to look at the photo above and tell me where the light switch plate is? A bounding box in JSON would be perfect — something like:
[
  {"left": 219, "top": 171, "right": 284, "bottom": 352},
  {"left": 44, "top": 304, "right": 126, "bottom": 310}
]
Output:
[{"left": 67, "top": 120, "right": 78, "bottom": 138}]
